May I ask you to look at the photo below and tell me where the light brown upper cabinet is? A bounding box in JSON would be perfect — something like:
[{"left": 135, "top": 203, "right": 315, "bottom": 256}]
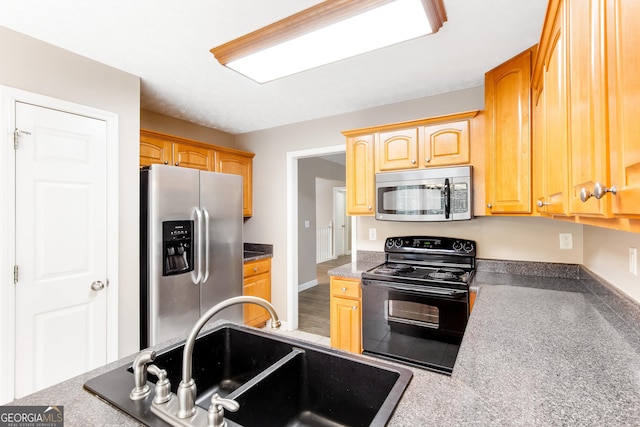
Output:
[
  {"left": 375, "top": 113, "right": 474, "bottom": 173},
  {"left": 140, "top": 131, "right": 172, "bottom": 167},
  {"left": 485, "top": 45, "right": 536, "bottom": 215},
  {"left": 566, "top": 0, "right": 609, "bottom": 217},
  {"left": 606, "top": 0, "right": 640, "bottom": 217},
  {"left": 423, "top": 119, "right": 471, "bottom": 167},
  {"left": 139, "top": 129, "right": 255, "bottom": 217},
  {"left": 532, "top": 0, "right": 570, "bottom": 216},
  {"left": 345, "top": 134, "right": 375, "bottom": 216},
  {"left": 173, "top": 142, "right": 214, "bottom": 171},
  {"left": 377, "top": 128, "right": 420, "bottom": 171},
  {"left": 531, "top": 0, "right": 640, "bottom": 226},
  {"left": 215, "top": 149, "right": 254, "bottom": 218}
]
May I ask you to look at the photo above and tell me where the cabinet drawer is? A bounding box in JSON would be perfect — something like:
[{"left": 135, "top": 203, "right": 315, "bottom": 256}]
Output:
[
  {"left": 330, "top": 277, "right": 361, "bottom": 300},
  {"left": 243, "top": 258, "right": 271, "bottom": 278}
]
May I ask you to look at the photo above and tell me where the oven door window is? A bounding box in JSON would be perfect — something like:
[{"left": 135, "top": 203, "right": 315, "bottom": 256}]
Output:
[{"left": 388, "top": 299, "right": 439, "bottom": 329}]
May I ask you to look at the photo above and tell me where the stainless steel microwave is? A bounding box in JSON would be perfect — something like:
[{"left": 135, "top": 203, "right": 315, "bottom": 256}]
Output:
[{"left": 375, "top": 166, "right": 473, "bottom": 221}]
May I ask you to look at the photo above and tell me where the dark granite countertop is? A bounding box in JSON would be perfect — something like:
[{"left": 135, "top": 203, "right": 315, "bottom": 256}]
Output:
[
  {"left": 243, "top": 243, "right": 273, "bottom": 262},
  {"left": 9, "top": 263, "right": 640, "bottom": 426}
]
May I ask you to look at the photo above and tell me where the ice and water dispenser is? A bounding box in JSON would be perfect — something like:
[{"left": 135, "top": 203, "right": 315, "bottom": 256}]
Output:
[{"left": 162, "top": 220, "right": 194, "bottom": 276}]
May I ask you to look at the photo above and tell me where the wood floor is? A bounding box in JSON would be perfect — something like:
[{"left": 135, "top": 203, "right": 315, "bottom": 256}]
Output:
[{"left": 298, "top": 255, "right": 351, "bottom": 337}]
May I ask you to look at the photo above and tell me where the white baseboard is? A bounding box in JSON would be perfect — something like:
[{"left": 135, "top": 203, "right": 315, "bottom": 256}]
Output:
[{"left": 298, "top": 279, "right": 318, "bottom": 292}]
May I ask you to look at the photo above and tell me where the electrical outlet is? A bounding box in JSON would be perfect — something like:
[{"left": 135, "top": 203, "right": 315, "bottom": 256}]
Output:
[
  {"left": 368, "top": 228, "right": 377, "bottom": 241},
  {"left": 630, "top": 247, "right": 638, "bottom": 276},
  {"left": 559, "top": 233, "right": 573, "bottom": 250}
]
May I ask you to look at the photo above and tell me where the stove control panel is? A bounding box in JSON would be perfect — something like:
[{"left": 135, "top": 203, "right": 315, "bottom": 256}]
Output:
[{"left": 385, "top": 236, "right": 476, "bottom": 255}]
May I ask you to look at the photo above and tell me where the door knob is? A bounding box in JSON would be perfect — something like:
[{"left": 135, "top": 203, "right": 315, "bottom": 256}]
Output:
[{"left": 91, "top": 281, "right": 105, "bottom": 291}]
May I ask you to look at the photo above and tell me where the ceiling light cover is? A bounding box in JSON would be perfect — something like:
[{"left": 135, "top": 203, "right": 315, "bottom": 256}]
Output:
[{"left": 211, "top": 0, "right": 447, "bottom": 83}]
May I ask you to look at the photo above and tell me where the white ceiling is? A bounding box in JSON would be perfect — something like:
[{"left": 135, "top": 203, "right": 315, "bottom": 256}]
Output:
[{"left": 0, "top": 0, "right": 547, "bottom": 135}]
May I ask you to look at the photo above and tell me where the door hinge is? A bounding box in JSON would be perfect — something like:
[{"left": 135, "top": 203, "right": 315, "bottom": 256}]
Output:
[
  {"left": 13, "top": 265, "right": 18, "bottom": 284},
  {"left": 13, "top": 128, "right": 31, "bottom": 149}
]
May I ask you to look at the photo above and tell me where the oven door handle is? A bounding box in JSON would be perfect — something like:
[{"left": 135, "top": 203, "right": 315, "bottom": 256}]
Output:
[{"left": 363, "top": 280, "right": 467, "bottom": 297}]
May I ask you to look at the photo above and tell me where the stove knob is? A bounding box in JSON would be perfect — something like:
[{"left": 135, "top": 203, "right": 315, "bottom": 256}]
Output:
[
  {"left": 463, "top": 242, "right": 474, "bottom": 253},
  {"left": 452, "top": 241, "right": 462, "bottom": 251},
  {"left": 394, "top": 239, "right": 403, "bottom": 248},
  {"left": 386, "top": 239, "right": 394, "bottom": 249}
]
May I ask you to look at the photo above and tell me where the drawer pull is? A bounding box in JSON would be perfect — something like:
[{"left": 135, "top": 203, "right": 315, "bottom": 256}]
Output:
[
  {"left": 342, "top": 287, "right": 347, "bottom": 292},
  {"left": 253, "top": 267, "right": 258, "bottom": 272}
]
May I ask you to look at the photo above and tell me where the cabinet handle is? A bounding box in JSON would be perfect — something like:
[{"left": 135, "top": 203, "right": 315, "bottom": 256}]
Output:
[
  {"left": 342, "top": 287, "right": 347, "bottom": 292},
  {"left": 579, "top": 188, "right": 593, "bottom": 202},
  {"left": 425, "top": 157, "right": 431, "bottom": 163},
  {"left": 411, "top": 159, "right": 416, "bottom": 164},
  {"left": 367, "top": 205, "right": 372, "bottom": 211},
  {"left": 175, "top": 162, "right": 179, "bottom": 166},
  {"left": 253, "top": 267, "right": 258, "bottom": 272},
  {"left": 537, "top": 200, "right": 549, "bottom": 208},
  {"left": 487, "top": 204, "right": 493, "bottom": 209},
  {"left": 593, "top": 183, "right": 617, "bottom": 199},
  {"left": 163, "top": 161, "right": 168, "bottom": 165},
  {"left": 352, "top": 306, "right": 357, "bottom": 310}
]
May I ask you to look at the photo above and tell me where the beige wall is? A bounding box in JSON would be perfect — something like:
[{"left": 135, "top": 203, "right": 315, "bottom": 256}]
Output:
[
  {"left": 0, "top": 26, "right": 141, "bottom": 357},
  {"left": 357, "top": 216, "right": 584, "bottom": 263},
  {"left": 584, "top": 226, "right": 640, "bottom": 301},
  {"left": 141, "top": 109, "right": 236, "bottom": 148}
]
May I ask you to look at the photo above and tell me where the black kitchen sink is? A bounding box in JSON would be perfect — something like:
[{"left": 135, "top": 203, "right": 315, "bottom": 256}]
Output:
[{"left": 84, "top": 323, "right": 412, "bottom": 427}]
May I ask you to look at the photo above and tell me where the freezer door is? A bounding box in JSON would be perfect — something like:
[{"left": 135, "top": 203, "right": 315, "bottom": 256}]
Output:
[
  {"left": 199, "top": 171, "right": 243, "bottom": 323},
  {"left": 144, "top": 165, "right": 201, "bottom": 347}
]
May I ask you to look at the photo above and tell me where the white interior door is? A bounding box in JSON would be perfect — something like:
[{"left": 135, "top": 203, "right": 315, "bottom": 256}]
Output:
[
  {"left": 14, "top": 101, "right": 108, "bottom": 398},
  {"left": 333, "top": 188, "right": 347, "bottom": 256}
]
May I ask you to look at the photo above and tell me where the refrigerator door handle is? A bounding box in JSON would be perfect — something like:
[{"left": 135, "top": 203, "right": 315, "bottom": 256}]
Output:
[
  {"left": 193, "top": 207, "right": 203, "bottom": 285},
  {"left": 202, "top": 207, "right": 210, "bottom": 283}
]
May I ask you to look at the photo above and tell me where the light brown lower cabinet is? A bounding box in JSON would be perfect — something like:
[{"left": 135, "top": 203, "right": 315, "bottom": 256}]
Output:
[
  {"left": 329, "top": 276, "right": 362, "bottom": 354},
  {"left": 243, "top": 257, "right": 271, "bottom": 328},
  {"left": 469, "top": 289, "right": 477, "bottom": 314}
]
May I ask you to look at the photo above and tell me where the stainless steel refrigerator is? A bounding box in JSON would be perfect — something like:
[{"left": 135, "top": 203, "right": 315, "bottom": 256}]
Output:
[{"left": 140, "top": 164, "right": 243, "bottom": 348}]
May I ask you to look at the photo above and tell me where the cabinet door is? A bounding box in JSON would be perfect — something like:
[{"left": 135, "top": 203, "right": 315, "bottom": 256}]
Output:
[
  {"left": 329, "top": 277, "right": 361, "bottom": 353},
  {"left": 422, "top": 120, "right": 470, "bottom": 167},
  {"left": 216, "top": 150, "right": 253, "bottom": 217},
  {"left": 377, "top": 129, "right": 420, "bottom": 171},
  {"left": 243, "top": 272, "right": 271, "bottom": 328},
  {"left": 541, "top": 1, "right": 569, "bottom": 215},
  {"left": 140, "top": 131, "right": 172, "bottom": 167},
  {"left": 607, "top": 0, "right": 640, "bottom": 216},
  {"left": 567, "top": 0, "right": 609, "bottom": 216},
  {"left": 330, "top": 297, "right": 361, "bottom": 354},
  {"left": 485, "top": 47, "right": 534, "bottom": 214},
  {"left": 533, "top": 79, "right": 547, "bottom": 215},
  {"left": 346, "top": 135, "right": 375, "bottom": 215},
  {"left": 173, "top": 142, "right": 214, "bottom": 171}
]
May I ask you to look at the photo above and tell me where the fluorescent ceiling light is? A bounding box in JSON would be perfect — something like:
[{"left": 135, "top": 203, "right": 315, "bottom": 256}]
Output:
[{"left": 210, "top": 0, "right": 446, "bottom": 83}]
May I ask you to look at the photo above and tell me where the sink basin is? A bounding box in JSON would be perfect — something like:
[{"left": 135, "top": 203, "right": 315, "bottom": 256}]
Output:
[{"left": 84, "top": 323, "right": 412, "bottom": 426}]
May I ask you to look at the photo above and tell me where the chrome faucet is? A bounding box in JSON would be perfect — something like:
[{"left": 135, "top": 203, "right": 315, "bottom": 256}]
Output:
[
  {"left": 176, "top": 296, "right": 281, "bottom": 420},
  {"left": 129, "top": 350, "right": 156, "bottom": 400}
]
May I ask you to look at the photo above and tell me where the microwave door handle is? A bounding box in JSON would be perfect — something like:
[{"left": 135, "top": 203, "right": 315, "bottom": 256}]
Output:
[{"left": 444, "top": 178, "right": 451, "bottom": 219}]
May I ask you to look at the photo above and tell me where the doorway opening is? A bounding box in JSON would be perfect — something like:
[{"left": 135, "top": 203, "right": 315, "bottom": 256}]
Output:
[{"left": 285, "top": 145, "right": 353, "bottom": 334}]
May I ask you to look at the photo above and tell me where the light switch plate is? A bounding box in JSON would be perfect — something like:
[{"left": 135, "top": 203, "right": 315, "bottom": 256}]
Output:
[{"left": 368, "top": 228, "right": 377, "bottom": 241}]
